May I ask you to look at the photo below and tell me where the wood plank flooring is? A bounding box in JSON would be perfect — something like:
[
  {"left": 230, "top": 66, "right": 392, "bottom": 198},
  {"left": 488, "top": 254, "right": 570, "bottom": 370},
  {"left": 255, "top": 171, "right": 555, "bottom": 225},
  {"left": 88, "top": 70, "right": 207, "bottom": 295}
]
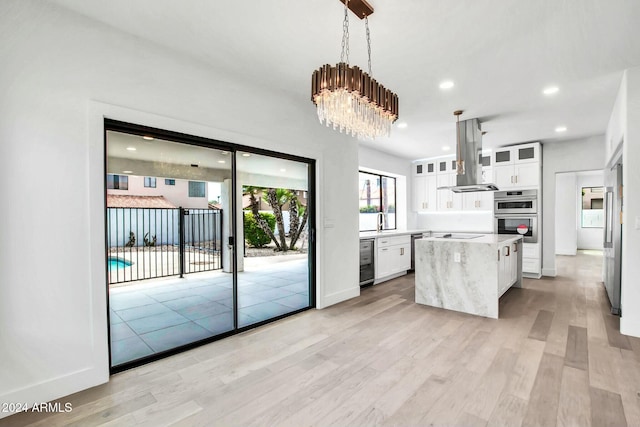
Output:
[{"left": 2, "top": 251, "right": 640, "bottom": 426}]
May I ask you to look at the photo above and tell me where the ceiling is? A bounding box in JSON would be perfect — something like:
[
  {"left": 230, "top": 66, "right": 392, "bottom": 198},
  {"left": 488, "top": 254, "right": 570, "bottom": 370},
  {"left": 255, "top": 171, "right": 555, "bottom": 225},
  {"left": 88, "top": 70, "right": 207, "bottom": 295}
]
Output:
[
  {"left": 107, "top": 131, "right": 309, "bottom": 181},
  {"left": 51, "top": 0, "right": 640, "bottom": 160}
]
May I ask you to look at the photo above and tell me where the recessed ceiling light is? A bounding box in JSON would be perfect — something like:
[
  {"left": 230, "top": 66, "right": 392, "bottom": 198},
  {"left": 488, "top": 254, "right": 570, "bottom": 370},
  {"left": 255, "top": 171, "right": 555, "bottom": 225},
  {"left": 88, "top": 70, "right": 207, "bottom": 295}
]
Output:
[
  {"left": 126, "top": 147, "right": 137, "bottom": 151},
  {"left": 241, "top": 153, "right": 251, "bottom": 157},
  {"left": 555, "top": 126, "right": 567, "bottom": 133},
  {"left": 543, "top": 86, "right": 559, "bottom": 95},
  {"left": 396, "top": 122, "right": 408, "bottom": 129},
  {"left": 439, "top": 81, "right": 455, "bottom": 90},
  {"left": 442, "top": 146, "right": 450, "bottom": 151},
  {"left": 142, "top": 136, "right": 154, "bottom": 141},
  {"left": 123, "top": 170, "right": 133, "bottom": 174},
  {"left": 221, "top": 151, "right": 229, "bottom": 155},
  {"left": 280, "top": 168, "right": 286, "bottom": 172},
  {"left": 218, "top": 160, "right": 226, "bottom": 164}
]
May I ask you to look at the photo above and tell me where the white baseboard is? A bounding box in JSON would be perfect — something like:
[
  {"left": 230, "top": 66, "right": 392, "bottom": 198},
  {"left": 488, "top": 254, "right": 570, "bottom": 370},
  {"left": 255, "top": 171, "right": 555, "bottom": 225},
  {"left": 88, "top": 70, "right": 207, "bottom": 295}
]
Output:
[
  {"left": 0, "top": 366, "right": 108, "bottom": 420},
  {"left": 542, "top": 268, "right": 557, "bottom": 277},
  {"left": 374, "top": 271, "right": 407, "bottom": 285},
  {"left": 317, "top": 286, "right": 360, "bottom": 309},
  {"left": 621, "top": 318, "right": 640, "bottom": 338}
]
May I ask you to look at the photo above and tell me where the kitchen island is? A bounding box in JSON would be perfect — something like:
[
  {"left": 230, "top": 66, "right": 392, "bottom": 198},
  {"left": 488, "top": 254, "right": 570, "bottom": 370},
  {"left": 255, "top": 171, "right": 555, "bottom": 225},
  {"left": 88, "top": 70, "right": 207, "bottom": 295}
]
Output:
[{"left": 414, "top": 234, "right": 522, "bottom": 319}]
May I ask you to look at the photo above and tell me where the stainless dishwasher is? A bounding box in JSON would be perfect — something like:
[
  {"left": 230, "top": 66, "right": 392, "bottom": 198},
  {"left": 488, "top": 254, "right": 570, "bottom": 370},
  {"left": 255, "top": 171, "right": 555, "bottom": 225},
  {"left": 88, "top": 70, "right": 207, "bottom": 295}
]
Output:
[{"left": 359, "top": 239, "right": 375, "bottom": 286}]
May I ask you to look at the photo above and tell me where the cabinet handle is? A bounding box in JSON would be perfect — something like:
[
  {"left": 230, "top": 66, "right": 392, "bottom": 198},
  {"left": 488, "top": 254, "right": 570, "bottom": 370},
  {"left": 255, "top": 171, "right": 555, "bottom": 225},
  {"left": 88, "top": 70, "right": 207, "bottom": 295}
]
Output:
[
  {"left": 382, "top": 248, "right": 388, "bottom": 251},
  {"left": 515, "top": 176, "right": 518, "bottom": 183},
  {"left": 513, "top": 242, "right": 518, "bottom": 252},
  {"left": 497, "top": 250, "right": 500, "bottom": 261},
  {"left": 400, "top": 248, "right": 404, "bottom": 255},
  {"left": 505, "top": 246, "right": 510, "bottom": 256}
]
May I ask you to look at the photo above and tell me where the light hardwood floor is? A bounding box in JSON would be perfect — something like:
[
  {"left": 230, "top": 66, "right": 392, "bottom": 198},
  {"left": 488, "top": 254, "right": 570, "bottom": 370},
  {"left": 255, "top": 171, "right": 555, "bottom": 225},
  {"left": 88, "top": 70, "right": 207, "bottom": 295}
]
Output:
[{"left": 3, "top": 251, "right": 639, "bottom": 426}]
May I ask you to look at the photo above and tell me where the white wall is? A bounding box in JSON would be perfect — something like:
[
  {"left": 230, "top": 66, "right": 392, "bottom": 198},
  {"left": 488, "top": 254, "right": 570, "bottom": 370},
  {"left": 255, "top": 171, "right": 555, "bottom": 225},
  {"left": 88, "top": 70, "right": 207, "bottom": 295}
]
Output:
[
  {"left": 541, "top": 135, "right": 606, "bottom": 276},
  {"left": 358, "top": 146, "right": 411, "bottom": 230},
  {"left": 607, "top": 67, "right": 640, "bottom": 338},
  {"left": 0, "top": 0, "right": 360, "bottom": 416},
  {"left": 555, "top": 173, "right": 578, "bottom": 255},
  {"left": 576, "top": 172, "right": 604, "bottom": 250}
]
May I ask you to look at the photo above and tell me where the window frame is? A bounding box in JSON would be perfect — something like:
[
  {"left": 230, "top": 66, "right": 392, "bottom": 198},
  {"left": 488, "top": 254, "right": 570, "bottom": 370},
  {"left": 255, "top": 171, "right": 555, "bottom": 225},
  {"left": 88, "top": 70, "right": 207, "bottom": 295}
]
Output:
[
  {"left": 107, "top": 174, "right": 129, "bottom": 190},
  {"left": 144, "top": 177, "right": 157, "bottom": 188},
  {"left": 188, "top": 181, "right": 206, "bottom": 198},
  {"left": 358, "top": 170, "right": 397, "bottom": 232}
]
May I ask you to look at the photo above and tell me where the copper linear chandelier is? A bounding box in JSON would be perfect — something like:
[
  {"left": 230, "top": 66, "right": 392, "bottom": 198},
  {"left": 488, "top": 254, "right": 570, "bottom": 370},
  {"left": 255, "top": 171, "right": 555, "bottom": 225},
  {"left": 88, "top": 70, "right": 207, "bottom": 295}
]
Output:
[{"left": 311, "top": 0, "right": 399, "bottom": 140}]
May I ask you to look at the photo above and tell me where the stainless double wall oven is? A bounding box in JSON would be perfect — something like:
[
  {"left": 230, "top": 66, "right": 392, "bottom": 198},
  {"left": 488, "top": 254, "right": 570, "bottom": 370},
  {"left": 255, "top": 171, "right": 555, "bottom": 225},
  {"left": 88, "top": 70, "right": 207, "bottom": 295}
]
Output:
[{"left": 494, "top": 189, "right": 538, "bottom": 243}]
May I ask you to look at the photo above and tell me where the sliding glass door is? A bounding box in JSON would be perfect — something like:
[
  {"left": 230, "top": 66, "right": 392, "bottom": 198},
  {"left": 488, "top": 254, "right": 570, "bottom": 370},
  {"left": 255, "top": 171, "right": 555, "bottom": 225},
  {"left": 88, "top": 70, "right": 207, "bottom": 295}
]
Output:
[
  {"left": 236, "top": 152, "right": 313, "bottom": 327},
  {"left": 105, "top": 120, "right": 314, "bottom": 371}
]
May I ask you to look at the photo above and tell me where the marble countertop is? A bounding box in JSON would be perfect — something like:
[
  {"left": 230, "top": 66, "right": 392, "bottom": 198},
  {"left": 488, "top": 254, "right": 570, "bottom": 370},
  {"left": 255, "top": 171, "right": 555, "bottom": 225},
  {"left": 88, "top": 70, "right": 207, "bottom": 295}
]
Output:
[
  {"left": 359, "top": 229, "right": 431, "bottom": 239},
  {"left": 421, "top": 234, "right": 522, "bottom": 245}
]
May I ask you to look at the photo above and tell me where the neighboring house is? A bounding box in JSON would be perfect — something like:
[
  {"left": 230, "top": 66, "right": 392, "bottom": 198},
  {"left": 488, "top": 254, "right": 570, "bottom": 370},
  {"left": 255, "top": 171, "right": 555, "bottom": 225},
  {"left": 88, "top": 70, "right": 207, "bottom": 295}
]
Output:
[
  {"left": 106, "top": 194, "right": 176, "bottom": 209},
  {"left": 107, "top": 174, "right": 209, "bottom": 209}
]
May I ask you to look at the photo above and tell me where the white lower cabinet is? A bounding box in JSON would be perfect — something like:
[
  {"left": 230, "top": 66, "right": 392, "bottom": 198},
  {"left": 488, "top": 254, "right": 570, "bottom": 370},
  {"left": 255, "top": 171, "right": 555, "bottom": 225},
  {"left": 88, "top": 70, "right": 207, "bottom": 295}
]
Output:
[
  {"left": 522, "top": 242, "right": 541, "bottom": 277},
  {"left": 498, "top": 241, "right": 519, "bottom": 297},
  {"left": 376, "top": 235, "right": 411, "bottom": 280}
]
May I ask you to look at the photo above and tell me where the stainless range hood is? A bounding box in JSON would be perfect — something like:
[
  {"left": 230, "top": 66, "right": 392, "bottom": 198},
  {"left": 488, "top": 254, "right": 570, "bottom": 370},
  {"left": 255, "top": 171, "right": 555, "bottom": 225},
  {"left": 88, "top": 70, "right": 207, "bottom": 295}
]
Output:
[{"left": 438, "top": 115, "right": 499, "bottom": 193}]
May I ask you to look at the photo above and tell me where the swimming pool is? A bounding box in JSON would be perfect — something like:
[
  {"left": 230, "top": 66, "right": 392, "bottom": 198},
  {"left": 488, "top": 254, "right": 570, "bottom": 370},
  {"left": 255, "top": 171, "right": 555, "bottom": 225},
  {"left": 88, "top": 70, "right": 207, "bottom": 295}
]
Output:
[{"left": 108, "top": 257, "right": 132, "bottom": 269}]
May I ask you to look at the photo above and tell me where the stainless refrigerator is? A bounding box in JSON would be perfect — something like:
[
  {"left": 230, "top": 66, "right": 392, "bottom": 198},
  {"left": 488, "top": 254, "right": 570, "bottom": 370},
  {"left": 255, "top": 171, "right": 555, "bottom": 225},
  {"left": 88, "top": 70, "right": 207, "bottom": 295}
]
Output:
[{"left": 603, "top": 163, "right": 623, "bottom": 315}]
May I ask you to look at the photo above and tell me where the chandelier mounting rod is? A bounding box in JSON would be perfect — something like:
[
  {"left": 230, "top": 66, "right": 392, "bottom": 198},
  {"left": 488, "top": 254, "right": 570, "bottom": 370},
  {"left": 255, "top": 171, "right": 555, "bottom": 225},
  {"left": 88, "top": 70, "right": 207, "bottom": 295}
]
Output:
[{"left": 338, "top": 0, "right": 374, "bottom": 19}]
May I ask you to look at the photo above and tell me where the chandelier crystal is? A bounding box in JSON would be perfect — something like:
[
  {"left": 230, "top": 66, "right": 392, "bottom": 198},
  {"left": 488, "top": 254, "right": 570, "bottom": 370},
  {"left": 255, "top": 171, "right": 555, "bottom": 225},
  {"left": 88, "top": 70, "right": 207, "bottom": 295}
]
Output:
[{"left": 311, "top": 1, "right": 399, "bottom": 140}]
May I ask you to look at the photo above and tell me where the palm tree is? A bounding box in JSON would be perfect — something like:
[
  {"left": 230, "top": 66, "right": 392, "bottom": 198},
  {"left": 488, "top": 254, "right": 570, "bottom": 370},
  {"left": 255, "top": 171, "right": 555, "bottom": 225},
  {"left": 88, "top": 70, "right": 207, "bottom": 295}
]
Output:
[{"left": 244, "top": 186, "right": 309, "bottom": 252}]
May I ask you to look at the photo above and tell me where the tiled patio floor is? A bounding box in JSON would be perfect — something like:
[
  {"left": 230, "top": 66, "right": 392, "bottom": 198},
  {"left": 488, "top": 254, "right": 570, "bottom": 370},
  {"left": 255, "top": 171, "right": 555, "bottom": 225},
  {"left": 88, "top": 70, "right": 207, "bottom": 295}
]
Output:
[{"left": 109, "top": 257, "right": 310, "bottom": 366}]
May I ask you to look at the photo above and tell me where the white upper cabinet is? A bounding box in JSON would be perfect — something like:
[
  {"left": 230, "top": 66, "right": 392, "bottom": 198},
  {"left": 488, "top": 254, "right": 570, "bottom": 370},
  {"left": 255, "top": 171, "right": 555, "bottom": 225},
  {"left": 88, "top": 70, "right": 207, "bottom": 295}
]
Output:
[
  {"left": 493, "top": 142, "right": 541, "bottom": 189},
  {"left": 436, "top": 173, "right": 462, "bottom": 210},
  {"left": 413, "top": 175, "right": 437, "bottom": 212},
  {"left": 463, "top": 191, "right": 494, "bottom": 210}
]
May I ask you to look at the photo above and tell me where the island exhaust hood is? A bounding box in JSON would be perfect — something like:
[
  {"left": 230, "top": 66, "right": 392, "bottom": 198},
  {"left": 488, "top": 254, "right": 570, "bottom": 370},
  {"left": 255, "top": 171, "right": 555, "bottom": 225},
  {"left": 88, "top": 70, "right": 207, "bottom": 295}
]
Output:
[{"left": 438, "top": 111, "right": 499, "bottom": 193}]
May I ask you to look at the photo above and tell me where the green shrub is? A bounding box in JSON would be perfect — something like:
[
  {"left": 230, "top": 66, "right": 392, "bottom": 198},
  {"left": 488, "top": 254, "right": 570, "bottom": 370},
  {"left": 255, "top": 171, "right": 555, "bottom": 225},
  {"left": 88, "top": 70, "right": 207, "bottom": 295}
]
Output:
[
  {"left": 359, "top": 205, "right": 379, "bottom": 213},
  {"left": 244, "top": 211, "right": 276, "bottom": 248}
]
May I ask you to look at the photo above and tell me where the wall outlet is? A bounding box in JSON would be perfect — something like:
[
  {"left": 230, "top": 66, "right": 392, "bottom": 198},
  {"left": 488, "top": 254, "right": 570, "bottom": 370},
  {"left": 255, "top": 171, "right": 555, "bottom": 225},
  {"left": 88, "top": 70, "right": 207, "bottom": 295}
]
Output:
[{"left": 454, "top": 252, "right": 461, "bottom": 263}]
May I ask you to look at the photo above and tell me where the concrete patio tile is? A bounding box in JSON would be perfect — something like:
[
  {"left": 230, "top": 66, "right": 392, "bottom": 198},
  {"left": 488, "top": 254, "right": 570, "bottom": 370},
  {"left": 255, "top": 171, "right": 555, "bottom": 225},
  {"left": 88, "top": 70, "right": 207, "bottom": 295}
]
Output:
[
  {"left": 116, "top": 303, "right": 173, "bottom": 321},
  {"left": 162, "top": 295, "right": 211, "bottom": 311},
  {"left": 127, "top": 311, "right": 190, "bottom": 335},
  {"left": 273, "top": 293, "right": 310, "bottom": 310},
  {"left": 252, "top": 288, "right": 296, "bottom": 301},
  {"left": 109, "top": 293, "right": 158, "bottom": 311},
  {"left": 176, "top": 300, "right": 231, "bottom": 321},
  {"left": 193, "top": 312, "right": 234, "bottom": 335},
  {"left": 140, "top": 322, "right": 212, "bottom": 353},
  {"left": 110, "top": 336, "right": 154, "bottom": 366},
  {"left": 237, "top": 294, "right": 268, "bottom": 309},
  {"left": 110, "top": 322, "right": 137, "bottom": 341}
]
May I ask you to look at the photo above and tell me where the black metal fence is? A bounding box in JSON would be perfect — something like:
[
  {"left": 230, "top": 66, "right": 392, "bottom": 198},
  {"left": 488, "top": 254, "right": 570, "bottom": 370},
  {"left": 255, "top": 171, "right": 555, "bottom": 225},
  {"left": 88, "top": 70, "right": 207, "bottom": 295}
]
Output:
[{"left": 107, "top": 207, "right": 222, "bottom": 284}]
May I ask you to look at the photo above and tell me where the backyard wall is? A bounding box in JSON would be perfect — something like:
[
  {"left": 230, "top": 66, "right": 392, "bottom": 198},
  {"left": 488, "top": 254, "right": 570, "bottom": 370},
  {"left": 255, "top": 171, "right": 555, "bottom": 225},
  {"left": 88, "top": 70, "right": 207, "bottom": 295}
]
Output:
[{"left": 0, "top": 0, "right": 359, "bottom": 417}]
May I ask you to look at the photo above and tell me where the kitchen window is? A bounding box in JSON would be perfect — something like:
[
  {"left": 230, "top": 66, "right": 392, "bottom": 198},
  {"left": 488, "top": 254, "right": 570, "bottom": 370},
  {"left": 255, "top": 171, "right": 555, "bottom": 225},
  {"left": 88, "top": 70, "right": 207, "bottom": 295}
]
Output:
[{"left": 359, "top": 171, "right": 396, "bottom": 232}]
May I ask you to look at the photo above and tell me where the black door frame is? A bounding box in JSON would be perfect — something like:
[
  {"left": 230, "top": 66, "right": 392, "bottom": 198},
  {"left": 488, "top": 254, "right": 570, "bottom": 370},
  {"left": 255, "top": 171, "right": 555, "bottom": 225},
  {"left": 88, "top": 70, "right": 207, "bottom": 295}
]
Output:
[{"left": 104, "top": 119, "right": 316, "bottom": 374}]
